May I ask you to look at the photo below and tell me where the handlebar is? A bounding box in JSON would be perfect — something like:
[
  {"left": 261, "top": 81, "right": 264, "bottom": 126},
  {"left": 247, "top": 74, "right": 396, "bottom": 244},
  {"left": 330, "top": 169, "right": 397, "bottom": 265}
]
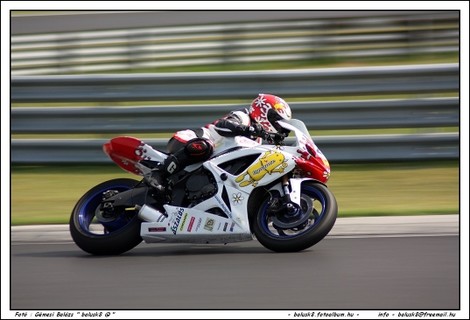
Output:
[{"left": 262, "top": 132, "right": 286, "bottom": 145}]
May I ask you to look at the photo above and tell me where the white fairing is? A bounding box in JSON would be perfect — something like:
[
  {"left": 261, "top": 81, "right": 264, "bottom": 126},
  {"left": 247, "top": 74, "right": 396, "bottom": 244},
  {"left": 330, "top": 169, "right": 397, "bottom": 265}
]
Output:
[{"left": 139, "top": 119, "right": 313, "bottom": 243}]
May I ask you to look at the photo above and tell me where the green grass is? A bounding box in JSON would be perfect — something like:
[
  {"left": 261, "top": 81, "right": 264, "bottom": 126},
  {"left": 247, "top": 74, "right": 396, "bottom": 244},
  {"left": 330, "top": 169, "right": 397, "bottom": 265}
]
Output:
[
  {"left": 10, "top": 161, "right": 459, "bottom": 225},
  {"left": 327, "top": 161, "right": 459, "bottom": 217},
  {"left": 11, "top": 165, "right": 138, "bottom": 225}
]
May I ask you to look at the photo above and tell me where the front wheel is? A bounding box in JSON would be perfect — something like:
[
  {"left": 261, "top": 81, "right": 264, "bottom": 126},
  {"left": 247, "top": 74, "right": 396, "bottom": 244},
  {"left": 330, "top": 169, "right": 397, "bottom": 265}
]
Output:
[
  {"left": 252, "top": 181, "right": 337, "bottom": 252},
  {"left": 69, "top": 178, "right": 143, "bottom": 255}
]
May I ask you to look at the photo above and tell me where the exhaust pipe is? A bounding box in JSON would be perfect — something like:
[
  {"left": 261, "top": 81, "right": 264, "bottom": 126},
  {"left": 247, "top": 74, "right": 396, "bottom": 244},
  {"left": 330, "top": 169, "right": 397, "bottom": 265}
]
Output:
[{"left": 137, "top": 204, "right": 165, "bottom": 222}]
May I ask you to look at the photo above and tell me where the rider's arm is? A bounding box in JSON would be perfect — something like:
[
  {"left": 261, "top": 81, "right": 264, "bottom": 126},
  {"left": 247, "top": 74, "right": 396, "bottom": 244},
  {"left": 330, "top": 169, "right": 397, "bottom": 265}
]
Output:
[{"left": 213, "top": 111, "right": 261, "bottom": 138}]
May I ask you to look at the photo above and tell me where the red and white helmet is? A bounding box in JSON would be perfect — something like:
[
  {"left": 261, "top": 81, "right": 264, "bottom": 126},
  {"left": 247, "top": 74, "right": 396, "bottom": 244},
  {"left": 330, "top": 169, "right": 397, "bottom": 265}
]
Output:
[{"left": 249, "top": 93, "right": 292, "bottom": 133}]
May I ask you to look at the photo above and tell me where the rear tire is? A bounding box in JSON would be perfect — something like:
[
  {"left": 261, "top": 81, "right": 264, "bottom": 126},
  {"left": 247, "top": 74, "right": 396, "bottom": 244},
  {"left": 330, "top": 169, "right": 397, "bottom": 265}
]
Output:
[
  {"left": 252, "top": 181, "right": 337, "bottom": 252},
  {"left": 69, "top": 178, "right": 143, "bottom": 255}
]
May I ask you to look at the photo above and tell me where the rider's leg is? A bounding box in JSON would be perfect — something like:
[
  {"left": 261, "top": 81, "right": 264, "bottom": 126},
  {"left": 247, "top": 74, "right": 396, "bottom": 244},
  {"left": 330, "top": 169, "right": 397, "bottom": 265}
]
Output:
[{"left": 147, "top": 137, "right": 213, "bottom": 191}]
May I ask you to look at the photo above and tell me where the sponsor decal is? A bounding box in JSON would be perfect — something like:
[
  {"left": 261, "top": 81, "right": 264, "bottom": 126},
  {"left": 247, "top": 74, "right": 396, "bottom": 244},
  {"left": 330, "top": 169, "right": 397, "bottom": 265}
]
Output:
[
  {"left": 170, "top": 208, "right": 185, "bottom": 235},
  {"left": 232, "top": 192, "right": 244, "bottom": 205},
  {"left": 204, "top": 218, "right": 215, "bottom": 232},
  {"left": 235, "top": 150, "right": 288, "bottom": 187},
  {"left": 179, "top": 213, "right": 188, "bottom": 232},
  {"left": 187, "top": 216, "right": 195, "bottom": 232},
  {"left": 148, "top": 227, "right": 166, "bottom": 232},
  {"left": 195, "top": 218, "right": 203, "bottom": 232},
  {"left": 223, "top": 222, "right": 228, "bottom": 232}
]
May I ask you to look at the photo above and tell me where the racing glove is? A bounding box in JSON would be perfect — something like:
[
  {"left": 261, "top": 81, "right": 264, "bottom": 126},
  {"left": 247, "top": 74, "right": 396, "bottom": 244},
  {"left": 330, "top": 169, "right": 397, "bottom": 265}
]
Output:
[
  {"left": 234, "top": 123, "right": 264, "bottom": 138},
  {"left": 246, "top": 123, "right": 266, "bottom": 137}
]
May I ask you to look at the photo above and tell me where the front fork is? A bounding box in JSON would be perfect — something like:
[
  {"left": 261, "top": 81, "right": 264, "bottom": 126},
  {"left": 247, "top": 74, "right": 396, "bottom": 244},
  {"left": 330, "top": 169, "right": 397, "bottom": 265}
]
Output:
[
  {"left": 281, "top": 175, "right": 308, "bottom": 207},
  {"left": 266, "top": 175, "right": 314, "bottom": 229},
  {"left": 280, "top": 175, "right": 298, "bottom": 215}
]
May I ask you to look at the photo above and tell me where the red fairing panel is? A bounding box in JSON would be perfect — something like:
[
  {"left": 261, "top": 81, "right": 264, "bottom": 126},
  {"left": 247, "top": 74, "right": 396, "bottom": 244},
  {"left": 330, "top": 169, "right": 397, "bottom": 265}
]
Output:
[
  {"left": 294, "top": 143, "right": 331, "bottom": 183},
  {"left": 103, "top": 136, "right": 146, "bottom": 174}
]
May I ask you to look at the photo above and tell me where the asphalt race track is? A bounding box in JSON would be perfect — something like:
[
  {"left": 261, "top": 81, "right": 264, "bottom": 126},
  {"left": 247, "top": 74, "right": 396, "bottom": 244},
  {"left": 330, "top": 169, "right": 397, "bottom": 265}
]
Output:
[{"left": 10, "top": 216, "right": 460, "bottom": 311}]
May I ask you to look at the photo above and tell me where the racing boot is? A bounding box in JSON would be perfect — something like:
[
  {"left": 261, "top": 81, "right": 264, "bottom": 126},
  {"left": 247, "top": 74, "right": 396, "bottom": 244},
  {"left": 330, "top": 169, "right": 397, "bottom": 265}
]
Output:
[
  {"left": 146, "top": 138, "right": 212, "bottom": 191},
  {"left": 146, "top": 168, "right": 167, "bottom": 192},
  {"left": 146, "top": 154, "right": 183, "bottom": 192}
]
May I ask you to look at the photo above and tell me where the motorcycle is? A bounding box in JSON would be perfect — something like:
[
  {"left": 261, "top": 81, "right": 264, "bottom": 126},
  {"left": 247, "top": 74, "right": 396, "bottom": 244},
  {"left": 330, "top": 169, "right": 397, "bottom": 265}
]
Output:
[{"left": 69, "top": 118, "right": 338, "bottom": 255}]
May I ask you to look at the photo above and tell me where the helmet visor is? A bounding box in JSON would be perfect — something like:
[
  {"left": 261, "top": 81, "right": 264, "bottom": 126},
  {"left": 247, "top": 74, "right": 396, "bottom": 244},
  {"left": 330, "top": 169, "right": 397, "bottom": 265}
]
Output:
[{"left": 267, "top": 109, "right": 290, "bottom": 135}]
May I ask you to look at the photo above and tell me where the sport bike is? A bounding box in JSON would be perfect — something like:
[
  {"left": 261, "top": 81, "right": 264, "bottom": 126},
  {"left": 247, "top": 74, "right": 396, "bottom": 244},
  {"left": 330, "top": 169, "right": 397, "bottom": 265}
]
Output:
[{"left": 69, "top": 119, "right": 338, "bottom": 255}]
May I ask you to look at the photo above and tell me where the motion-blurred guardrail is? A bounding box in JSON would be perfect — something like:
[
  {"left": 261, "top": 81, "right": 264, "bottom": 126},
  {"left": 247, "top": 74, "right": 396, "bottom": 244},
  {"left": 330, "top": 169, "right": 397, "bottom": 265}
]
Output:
[
  {"left": 11, "top": 64, "right": 459, "bottom": 102},
  {"left": 11, "top": 64, "right": 460, "bottom": 163},
  {"left": 11, "top": 11, "right": 458, "bottom": 75}
]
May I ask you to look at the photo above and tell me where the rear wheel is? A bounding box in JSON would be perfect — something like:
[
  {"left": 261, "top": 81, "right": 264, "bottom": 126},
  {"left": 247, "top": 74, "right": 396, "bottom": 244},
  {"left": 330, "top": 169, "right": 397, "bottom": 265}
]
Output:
[
  {"left": 252, "top": 181, "right": 337, "bottom": 252},
  {"left": 69, "top": 178, "right": 143, "bottom": 255}
]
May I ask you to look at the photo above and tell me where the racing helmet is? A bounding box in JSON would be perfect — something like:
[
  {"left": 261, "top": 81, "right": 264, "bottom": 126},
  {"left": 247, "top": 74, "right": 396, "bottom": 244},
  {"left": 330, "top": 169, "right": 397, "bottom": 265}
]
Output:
[{"left": 249, "top": 93, "right": 292, "bottom": 134}]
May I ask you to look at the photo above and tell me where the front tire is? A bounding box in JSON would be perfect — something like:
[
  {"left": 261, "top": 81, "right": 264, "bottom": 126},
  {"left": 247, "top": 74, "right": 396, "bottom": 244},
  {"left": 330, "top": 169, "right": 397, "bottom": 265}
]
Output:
[
  {"left": 252, "top": 181, "right": 337, "bottom": 252},
  {"left": 69, "top": 178, "right": 143, "bottom": 255}
]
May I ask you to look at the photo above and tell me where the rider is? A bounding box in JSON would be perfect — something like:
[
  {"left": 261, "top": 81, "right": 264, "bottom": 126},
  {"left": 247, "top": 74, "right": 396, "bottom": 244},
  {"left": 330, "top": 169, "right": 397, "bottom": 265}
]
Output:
[{"left": 146, "top": 93, "right": 293, "bottom": 191}]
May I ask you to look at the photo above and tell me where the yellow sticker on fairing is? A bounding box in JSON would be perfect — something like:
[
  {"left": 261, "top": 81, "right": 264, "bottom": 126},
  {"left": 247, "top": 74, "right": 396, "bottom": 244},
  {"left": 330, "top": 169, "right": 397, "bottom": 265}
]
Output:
[{"left": 235, "top": 150, "right": 288, "bottom": 187}]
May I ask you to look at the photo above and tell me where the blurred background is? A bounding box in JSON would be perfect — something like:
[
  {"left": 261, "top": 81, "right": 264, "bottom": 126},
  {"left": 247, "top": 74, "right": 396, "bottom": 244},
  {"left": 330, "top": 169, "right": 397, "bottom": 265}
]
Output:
[{"left": 10, "top": 10, "right": 459, "bottom": 224}]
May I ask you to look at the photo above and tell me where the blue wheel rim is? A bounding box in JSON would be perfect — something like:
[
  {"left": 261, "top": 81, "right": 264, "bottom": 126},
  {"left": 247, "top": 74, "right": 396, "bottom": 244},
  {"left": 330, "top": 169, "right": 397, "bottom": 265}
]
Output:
[
  {"left": 259, "top": 185, "right": 327, "bottom": 239},
  {"left": 77, "top": 185, "right": 134, "bottom": 235}
]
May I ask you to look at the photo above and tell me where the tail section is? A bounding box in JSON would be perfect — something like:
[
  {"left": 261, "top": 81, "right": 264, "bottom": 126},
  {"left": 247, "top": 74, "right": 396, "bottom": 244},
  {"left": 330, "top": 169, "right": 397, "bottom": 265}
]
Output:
[{"left": 103, "top": 136, "right": 167, "bottom": 175}]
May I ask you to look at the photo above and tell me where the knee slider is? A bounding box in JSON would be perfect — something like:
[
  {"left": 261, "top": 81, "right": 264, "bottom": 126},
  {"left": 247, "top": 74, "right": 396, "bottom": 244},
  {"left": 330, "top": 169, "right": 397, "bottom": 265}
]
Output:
[{"left": 185, "top": 138, "right": 213, "bottom": 161}]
